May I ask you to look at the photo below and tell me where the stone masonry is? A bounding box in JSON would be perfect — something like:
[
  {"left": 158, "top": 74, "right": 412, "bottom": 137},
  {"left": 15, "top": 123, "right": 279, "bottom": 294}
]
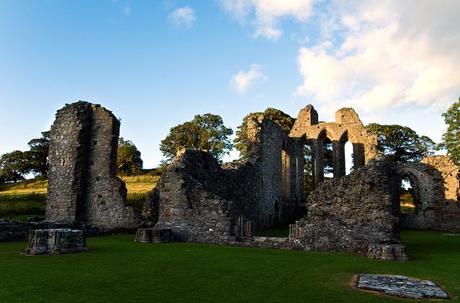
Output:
[
  {"left": 46, "top": 101, "right": 141, "bottom": 230},
  {"left": 290, "top": 105, "right": 378, "bottom": 186},
  {"left": 399, "top": 156, "right": 460, "bottom": 232},
  {"left": 25, "top": 228, "right": 87, "bottom": 255},
  {"left": 288, "top": 160, "right": 401, "bottom": 253},
  {"left": 143, "top": 149, "right": 235, "bottom": 243},
  {"left": 141, "top": 112, "right": 306, "bottom": 243}
]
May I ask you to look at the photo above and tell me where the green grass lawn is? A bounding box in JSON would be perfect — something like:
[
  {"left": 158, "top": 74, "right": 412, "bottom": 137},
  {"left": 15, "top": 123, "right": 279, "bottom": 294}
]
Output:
[{"left": 0, "top": 230, "right": 458, "bottom": 302}]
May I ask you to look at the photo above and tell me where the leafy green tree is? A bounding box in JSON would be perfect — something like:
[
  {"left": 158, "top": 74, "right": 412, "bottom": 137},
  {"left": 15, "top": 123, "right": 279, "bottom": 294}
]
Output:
[
  {"left": 442, "top": 98, "right": 460, "bottom": 166},
  {"left": 366, "top": 123, "right": 436, "bottom": 162},
  {"left": 160, "top": 113, "right": 233, "bottom": 162},
  {"left": 26, "top": 131, "right": 50, "bottom": 177},
  {"left": 234, "top": 108, "right": 295, "bottom": 160},
  {"left": 117, "top": 138, "right": 143, "bottom": 175},
  {"left": 0, "top": 151, "right": 30, "bottom": 183}
]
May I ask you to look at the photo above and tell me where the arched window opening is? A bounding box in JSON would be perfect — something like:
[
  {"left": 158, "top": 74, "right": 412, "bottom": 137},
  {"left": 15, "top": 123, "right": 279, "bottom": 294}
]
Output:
[
  {"left": 400, "top": 177, "right": 416, "bottom": 214},
  {"left": 323, "top": 138, "right": 334, "bottom": 179},
  {"left": 344, "top": 141, "right": 354, "bottom": 175},
  {"left": 281, "top": 143, "right": 290, "bottom": 203},
  {"left": 304, "top": 143, "right": 314, "bottom": 198}
]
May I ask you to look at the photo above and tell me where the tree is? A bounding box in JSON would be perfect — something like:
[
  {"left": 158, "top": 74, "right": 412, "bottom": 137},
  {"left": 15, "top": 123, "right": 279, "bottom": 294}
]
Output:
[
  {"left": 442, "top": 98, "right": 460, "bottom": 166},
  {"left": 26, "top": 131, "right": 50, "bottom": 177},
  {"left": 0, "top": 151, "right": 30, "bottom": 183},
  {"left": 234, "top": 108, "right": 295, "bottom": 160},
  {"left": 366, "top": 123, "right": 436, "bottom": 162},
  {"left": 117, "top": 138, "right": 143, "bottom": 175},
  {"left": 160, "top": 113, "right": 233, "bottom": 162}
]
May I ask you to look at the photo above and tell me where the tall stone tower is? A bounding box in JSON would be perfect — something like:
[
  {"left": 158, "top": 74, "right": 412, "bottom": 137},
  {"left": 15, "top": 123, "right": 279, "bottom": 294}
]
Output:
[{"left": 46, "top": 101, "right": 141, "bottom": 229}]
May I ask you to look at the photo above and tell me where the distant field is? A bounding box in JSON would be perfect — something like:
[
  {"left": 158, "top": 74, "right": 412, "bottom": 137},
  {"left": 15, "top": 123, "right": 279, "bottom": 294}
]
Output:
[
  {"left": 0, "top": 230, "right": 459, "bottom": 302},
  {"left": 400, "top": 192, "right": 416, "bottom": 214},
  {"left": 0, "top": 175, "right": 159, "bottom": 221}
]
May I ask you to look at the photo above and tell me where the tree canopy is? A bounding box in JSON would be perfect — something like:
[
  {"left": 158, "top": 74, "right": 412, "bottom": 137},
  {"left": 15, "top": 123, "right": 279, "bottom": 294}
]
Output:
[
  {"left": 0, "top": 150, "right": 31, "bottom": 183},
  {"left": 160, "top": 113, "right": 233, "bottom": 162},
  {"left": 234, "top": 108, "right": 295, "bottom": 160},
  {"left": 0, "top": 131, "right": 50, "bottom": 183},
  {"left": 442, "top": 98, "right": 460, "bottom": 166},
  {"left": 117, "top": 138, "right": 143, "bottom": 175},
  {"left": 366, "top": 123, "right": 436, "bottom": 162},
  {"left": 26, "top": 131, "right": 50, "bottom": 177}
]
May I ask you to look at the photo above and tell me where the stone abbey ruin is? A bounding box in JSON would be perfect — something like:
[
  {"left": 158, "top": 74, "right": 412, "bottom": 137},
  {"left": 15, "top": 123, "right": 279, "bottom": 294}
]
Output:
[{"left": 4, "top": 101, "right": 459, "bottom": 259}]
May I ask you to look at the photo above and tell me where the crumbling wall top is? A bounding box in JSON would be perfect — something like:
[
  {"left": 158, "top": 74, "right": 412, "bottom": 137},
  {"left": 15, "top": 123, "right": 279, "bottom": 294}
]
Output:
[{"left": 335, "top": 108, "right": 363, "bottom": 125}]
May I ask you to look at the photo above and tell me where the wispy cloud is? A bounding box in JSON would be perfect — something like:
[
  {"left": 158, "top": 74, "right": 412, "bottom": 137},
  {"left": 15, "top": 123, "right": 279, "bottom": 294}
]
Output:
[
  {"left": 168, "top": 6, "right": 196, "bottom": 28},
  {"left": 295, "top": 0, "right": 460, "bottom": 117},
  {"left": 231, "top": 64, "right": 267, "bottom": 93},
  {"left": 220, "top": 0, "right": 317, "bottom": 40}
]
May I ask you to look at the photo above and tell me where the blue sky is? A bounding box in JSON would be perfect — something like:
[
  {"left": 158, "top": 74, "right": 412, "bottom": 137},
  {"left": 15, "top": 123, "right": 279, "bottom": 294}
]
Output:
[{"left": 1, "top": 0, "right": 458, "bottom": 168}]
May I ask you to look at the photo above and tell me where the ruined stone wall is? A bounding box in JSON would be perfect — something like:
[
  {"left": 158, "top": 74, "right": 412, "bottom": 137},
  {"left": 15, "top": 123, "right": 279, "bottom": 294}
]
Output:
[
  {"left": 400, "top": 156, "right": 460, "bottom": 232},
  {"left": 289, "top": 160, "right": 400, "bottom": 252},
  {"left": 421, "top": 156, "right": 459, "bottom": 202},
  {"left": 397, "top": 162, "right": 445, "bottom": 230},
  {"left": 143, "top": 114, "right": 305, "bottom": 241},
  {"left": 85, "top": 106, "right": 140, "bottom": 229},
  {"left": 289, "top": 105, "right": 378, "bottom": 185},
  {"left": 46, "top": 101, "right": 141, "bottom": 230},
  {"left": 47, "top": 102, "right": 92, "bottom": 223},
  {"left": 241, "top": 115, "right": 304, "bottom": 229},
  {"left": 149, "top": 149, "right": 235, "bottom": 243}
]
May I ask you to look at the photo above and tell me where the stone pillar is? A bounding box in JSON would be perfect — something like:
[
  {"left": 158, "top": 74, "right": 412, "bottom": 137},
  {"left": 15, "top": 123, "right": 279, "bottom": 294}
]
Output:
[
  {"left": 234, "top": 216, "right": 253, "bottom": 241},
  {"left": 353, "top": 143, "right": 365, "bottom": 169},
  {"left": 333, "top": 141, "right": 346, "bottom": 178},
  {"left": 46, "top": 101, "right": 141, "bottom": 229},
  {"left": 311, "top": 139, "right": 324, "bottom": 186},
  {"left": 46, "top": 102, "right": 93, "bottom": 223}
]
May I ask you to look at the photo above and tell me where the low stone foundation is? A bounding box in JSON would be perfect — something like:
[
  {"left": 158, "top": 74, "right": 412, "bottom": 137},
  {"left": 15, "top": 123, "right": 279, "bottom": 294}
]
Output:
[
  {"left": 135, "top": 228, "right": 174, "bottom": 244},
  {"left": 0, "top": 220, "right": 76, "bottom": 242},
  {"left": 367, "top": 244, "right": 408, "bottom": 261},
  {"left": 25, "top": 229, "right": 87, "bottom": 255}
]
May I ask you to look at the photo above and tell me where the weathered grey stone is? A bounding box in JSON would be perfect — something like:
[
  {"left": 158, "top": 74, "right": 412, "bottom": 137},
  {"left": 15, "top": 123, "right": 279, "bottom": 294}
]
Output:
[
  {"left": 135, "top": 227, "right": 173, "bottom": 243},
  {"left": 144, "top": 149, "right": 236, "bottom": 243},
  {"left": 46, "top": 101, "right": 141, "bottom": 230},
  {"left": 288, "top": 160, "right": 401, "bottom": 253},
  {"left": 290, "top": 105, "right": 378, "bottom": 185},
  {"left": 25, "top": 228, "right": 87, "bottom": 255},
  {"left": 356, "top": 274, "right": 448, "bottom": 299},
  {"left": 399, "top": 156, "right": 460, "bottom": 232},
  {"left": 234, "top": 216, "right": 253, "bottom": 241},
  {"left": 367, "top": 244, "right": 408, "bottom": 261},
  {"left": 0, "top": 220, "right": 75, "bottom": 242},
  {"left": 135, "top": 104, "right": 460, "bottom": 254}
]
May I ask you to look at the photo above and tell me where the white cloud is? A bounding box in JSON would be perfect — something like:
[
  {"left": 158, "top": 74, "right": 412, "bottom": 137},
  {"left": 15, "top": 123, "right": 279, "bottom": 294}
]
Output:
[
  {"left": 220, "top": 0, "right": 316, "bottom": 40},
  {"left": 296, "top": 0, "right": 460, "bottom": 116},
  {"left": 231, "top": 64, "right": 267, "bottom": 93},
  {"left": 168, "top": 6, "right": 196, "bottom": 28}
]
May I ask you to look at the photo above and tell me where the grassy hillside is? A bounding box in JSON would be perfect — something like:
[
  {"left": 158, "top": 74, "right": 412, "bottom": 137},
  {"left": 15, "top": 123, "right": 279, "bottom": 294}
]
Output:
[
  {"left": 0, "top": 230, "right": 458, "bottom": 302},
  {"left": 0, "top": 175, "right": 159, "bottom": 221}
]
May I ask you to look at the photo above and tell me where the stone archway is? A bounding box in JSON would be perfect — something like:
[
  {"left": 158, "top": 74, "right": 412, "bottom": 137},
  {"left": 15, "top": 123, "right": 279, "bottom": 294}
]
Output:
[
  {"left": 289, "top": 105, "right": 378, "bottom": 188},
  {"left": 396, "top": 163, "right": 445, "bottom": 230}
]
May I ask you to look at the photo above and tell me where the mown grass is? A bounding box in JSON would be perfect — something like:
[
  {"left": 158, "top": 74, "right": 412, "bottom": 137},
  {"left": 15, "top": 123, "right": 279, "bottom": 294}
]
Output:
[
  {"left": 400, "top": 192, "right": 416, "bottom": 214},
  {"left": 0, "top": 230, "right": 458, "bottom": 302},
  {"left": 0, "top": 175, "right": 159, "bottom": 221}
]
